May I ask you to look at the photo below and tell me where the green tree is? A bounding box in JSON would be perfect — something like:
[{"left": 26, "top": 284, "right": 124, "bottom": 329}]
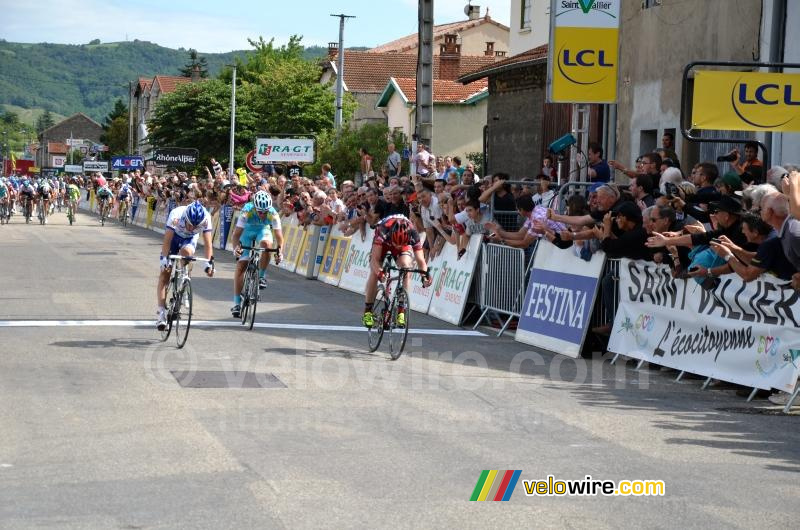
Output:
[
  {"left": 101, "top": 116, "right": 130, "bottom": 155},
  {"left": 35, "top": 109, "right": 55, "bottom": 133},
  {"left": 179, "top": 49, "right": 209, "bottom": 78},
  {"left": 102, "top": 99, "right": 128, "bottom": 128},
  {"left": 149, "top": 36, "right": 353, "bottom": 169},
  {"left": 100, "top": 99, "right": 129, "bottom": 154},
  {"left": 148, "top": 79, "right": 258, "bottom": 167},
  {"left": 309, "top": 123, "right": 407, "bottom": 182}
]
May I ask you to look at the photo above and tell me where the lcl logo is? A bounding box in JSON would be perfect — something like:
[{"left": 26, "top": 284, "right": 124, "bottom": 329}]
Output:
[
  {"left": 557, "top": 45, "right": 614, "bottom": 85},
  {"left": 731, "top": 78, "right": 800, "bottom": 128}
]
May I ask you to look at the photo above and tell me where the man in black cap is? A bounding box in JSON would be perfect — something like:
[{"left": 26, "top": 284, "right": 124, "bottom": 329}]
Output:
[
  {"left": 646, "top": 195, "right": 752, "bottom": 280},
  {"left": 591, "top": 201, "right": 651, "bottom": 335}
]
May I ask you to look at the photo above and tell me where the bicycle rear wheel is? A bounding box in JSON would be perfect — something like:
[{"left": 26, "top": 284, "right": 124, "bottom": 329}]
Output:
[
  {"left": 174, "top": 280, "right": 192, "bottom": 348},
  {"left": 240, "top": 267, "right": 255, "bottom": 326},
  {"left": 388, "top": 288, "right": 410, "bottom": 360},
  {"left": 367, "top": 285, "right": 387, "bottom": 352}
]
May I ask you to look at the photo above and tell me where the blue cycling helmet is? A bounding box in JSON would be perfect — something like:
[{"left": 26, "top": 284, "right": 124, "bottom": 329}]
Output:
[
  {"left": 253, "top": 190, "right": 272, "bottom": 212},
  {"left": 183, "top": 200, "right": 207, "bottom": 226}
]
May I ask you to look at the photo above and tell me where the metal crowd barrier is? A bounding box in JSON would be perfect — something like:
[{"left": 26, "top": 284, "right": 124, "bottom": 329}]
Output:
[
  {"left": 591, "top": 258, "right": 621, "bottom": 329},
  {"left": 473, "top": 241, "right": 537, "bottom": 336}
]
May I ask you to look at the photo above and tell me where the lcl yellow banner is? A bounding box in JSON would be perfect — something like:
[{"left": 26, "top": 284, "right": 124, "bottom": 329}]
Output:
[
  {"left": 692, "top": 71, "right": 800, "bottom": 132},
  {"left": 549, "top": 26, "right": 619, "bottom": 103}
]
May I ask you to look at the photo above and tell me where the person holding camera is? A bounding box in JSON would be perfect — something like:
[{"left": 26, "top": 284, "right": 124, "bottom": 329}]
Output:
[{"left": 720, "top": 140, "right": 763, "bottom": 184}]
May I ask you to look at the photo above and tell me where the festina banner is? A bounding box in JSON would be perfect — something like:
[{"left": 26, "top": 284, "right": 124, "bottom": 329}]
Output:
[
  {"left": 255, "top": 138, "right": 315, "bottom": 163},
  {"left": 608, "top": 259, "right": 800, "bottom": 392},
  {"left": 516, "top": 241, "right": 606, "bottom": 358},
  {"left": 83, "top": 160, "right": 109, "bottom": 172},
  {"left": 153, "top": 148, "right": 199, "bottom": 166}
]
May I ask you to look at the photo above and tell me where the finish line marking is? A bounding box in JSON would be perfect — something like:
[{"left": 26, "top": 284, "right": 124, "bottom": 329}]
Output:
[{"left": 0, "top": 320, "right": 486, "bottom": 336}]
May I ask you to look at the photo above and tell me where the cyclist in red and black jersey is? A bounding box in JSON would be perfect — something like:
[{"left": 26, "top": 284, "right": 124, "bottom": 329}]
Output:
[{"left": 363, "top": 214, "right": 432, "bottom": 327}]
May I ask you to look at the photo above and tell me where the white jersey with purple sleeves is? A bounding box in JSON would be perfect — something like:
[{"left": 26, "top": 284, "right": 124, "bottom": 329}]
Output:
[{"left": 166, "top": 205, "right": 212, "bottom": 238}]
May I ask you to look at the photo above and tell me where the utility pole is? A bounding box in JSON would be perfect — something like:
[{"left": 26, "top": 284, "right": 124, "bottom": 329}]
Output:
[
  {"left": 416, "top": 0, "right": 434, "bottom": 148},
  {"left": 330, "top": 13, "right": 355, "bottom": 137},
  {"left": 128, "top": 80, "right": 134, "bottom": 154},
  {"left": 228, "top": 64, "right": 237, "bottom": 178}
]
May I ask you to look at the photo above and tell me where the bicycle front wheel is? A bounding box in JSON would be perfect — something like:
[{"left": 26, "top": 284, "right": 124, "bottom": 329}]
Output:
[
  {"left": 388, "top": 288, "right": 410, "bottom": 360},
  {"left": 174, "top": 280, "right": 192, "bottom": 349},
  {"left": 160, "top": 278, "right": 175, "bottom": 342},
  {"left": 248, "top": 268, "right": 259, "bottom": 330},
  {"left": 367, "top": 285, "right": 387, "bottom": 352}
]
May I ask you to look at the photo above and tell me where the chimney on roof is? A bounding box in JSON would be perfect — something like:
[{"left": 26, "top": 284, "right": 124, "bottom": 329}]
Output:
[
  {"left": 328, "top": 42, "right": 338, "bottom": 58},
  {"left": 484, "top": 42, "right": 494, "bottom": 56},
  {"left": 439, "top": 33, "right": 461, "bottom": 81},
  {"left": 495, "top": 50, "right": 507, "bottom": 57},
  {"left": 190, "top": 64, "right": 201, "bottom": 82},
  {"left": 466, "top": 4, "right": 480, "bottom": 20}
]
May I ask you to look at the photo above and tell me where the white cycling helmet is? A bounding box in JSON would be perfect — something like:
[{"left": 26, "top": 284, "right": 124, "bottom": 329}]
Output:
[{"left": 253, "top": 190, "right": 272, "bottom": 212}]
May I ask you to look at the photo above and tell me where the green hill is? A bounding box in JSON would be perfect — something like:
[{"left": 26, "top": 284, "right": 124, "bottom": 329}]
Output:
[{"left": 0, "top": 39, "right": 331, "bottom": 123}]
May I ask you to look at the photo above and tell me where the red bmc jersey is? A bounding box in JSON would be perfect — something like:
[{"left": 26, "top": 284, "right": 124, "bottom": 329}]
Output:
[{"left": 372, "top": 214, "right": 423, "bottom": 257}]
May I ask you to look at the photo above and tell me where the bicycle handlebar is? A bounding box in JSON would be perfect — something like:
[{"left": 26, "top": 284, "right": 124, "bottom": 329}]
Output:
[
  {"left": 388, "top": 266, "right": 428, "bottom": 276},
  {"left": 239, "top": 246, "right": 280, "bottom": 252},
  {"left": 167, "top": 255, "right": 213, "bottom": 263}
]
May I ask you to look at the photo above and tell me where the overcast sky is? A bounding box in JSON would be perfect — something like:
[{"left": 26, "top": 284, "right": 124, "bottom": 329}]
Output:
[{"left": 1, "top": 0, "right": 512, "bottom": 52}]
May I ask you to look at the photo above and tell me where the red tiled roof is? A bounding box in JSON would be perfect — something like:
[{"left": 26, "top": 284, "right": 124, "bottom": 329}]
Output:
[
  {"left": 137, "top": 77, "right": 152, "bottom": 91},
  {"left": 458, "top": 45, "right": 549, "bottom": 83},
  {"left": 47, "top": 142, "right": 68, "bottom": 154},
  {"left": 153, "top": 75, "right": 191, "bottom": 94},
  {"left": 369, "top": 16, "right": 509, "bottom": 54},
  {"left": 390, "top": 77, "right": 488, "bottom": 104},
  {"left": 327, "top": 50, "right": 499, "bottom": 93}
]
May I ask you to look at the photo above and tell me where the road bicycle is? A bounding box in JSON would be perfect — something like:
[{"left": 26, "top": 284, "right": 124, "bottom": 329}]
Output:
[
  {"left": 99, "top": 197, "right": 110, "bottom": 226},
  {"left": 238, "top": 241, "right": 279, "bottom": 330},
  {"left": 118, "top": 199, "right": 129, "bottom": 227},
  {"left": 160, "top": 254, "right": 213, "bottom": 348},
  {"left": 67, "top": 199, "right": 76, "bottom": 225},
  {"left": 366, "top": 255, "right": 427, "bottom": 360},
  {"left": 0, "top": 199, "right": 8, "bottom": 225},
  {"left": 38, "top": 196, "right": 46, "bottom": 225},
  {"left": 23, "top": 196, "right": 32, "bottom": 224}
]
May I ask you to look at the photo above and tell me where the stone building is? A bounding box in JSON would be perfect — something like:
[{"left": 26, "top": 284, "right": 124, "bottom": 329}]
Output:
[{"left": 36, "top": 113, "right": 103, "bottom": 169}]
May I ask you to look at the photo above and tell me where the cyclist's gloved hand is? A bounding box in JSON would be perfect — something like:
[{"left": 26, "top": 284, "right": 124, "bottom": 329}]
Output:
[
  {"left": 421, "top": 270, "right": 432, "bottom": 288},
  {"left": 159, "top": 255, "right": 170, "bottom": 270},
  {"left": 205, "top": 256, "right": 215, "bottom": 275}
]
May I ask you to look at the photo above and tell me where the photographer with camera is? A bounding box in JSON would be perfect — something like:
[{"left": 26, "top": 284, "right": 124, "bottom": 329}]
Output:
[{"left": 720, "top": 140, "right": 763, "bottom": 184}]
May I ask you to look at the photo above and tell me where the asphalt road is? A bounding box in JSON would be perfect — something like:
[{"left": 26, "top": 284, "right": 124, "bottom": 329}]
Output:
[{"left": 1, "top": 208, "right": 799, "bottom": 529}]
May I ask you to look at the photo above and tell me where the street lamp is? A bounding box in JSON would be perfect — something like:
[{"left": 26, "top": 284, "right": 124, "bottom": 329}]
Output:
[
  {"left": 1, "top": 131, "right": 7, "bottom": 177},
  {"left": 225, "top": 64, "right": 237, "bottom": 178}
]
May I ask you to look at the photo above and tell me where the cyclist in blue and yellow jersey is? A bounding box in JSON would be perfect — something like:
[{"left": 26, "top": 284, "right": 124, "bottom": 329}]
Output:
[{"left": 229, "top": 190, "right": 283, "bottom": 318}]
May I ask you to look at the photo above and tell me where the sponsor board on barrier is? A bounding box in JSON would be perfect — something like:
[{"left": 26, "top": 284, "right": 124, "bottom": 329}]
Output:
[
  {"left": 515, "top": 241, "right": 606, "bottom": 358},
  {"left": 547, "top": 0, "right": 621, "bottom": 104},
  {"left": 427, "top": 236, "right": 482, "bottom": 325},
  {"left": 278, "top": 216, "right": 307, "bottom": 274},
  {"left": 318, "top": 226, "right": 352, "bottom": 286},
  {"left": 692, "top": 70, "right": 800, "bottom": 132},
  {"left": 296, "top": 225, "right": 329, "bottom": 278},
  {"left": 338, "top": 228, "right": 374, "bottom": 294},
  {"left": 608, "top": 259, "right": 800, "bottom": 392}
]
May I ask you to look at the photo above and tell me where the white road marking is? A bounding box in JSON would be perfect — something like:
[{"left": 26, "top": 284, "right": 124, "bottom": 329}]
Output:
[{"left": 0, "top": 320, "right": 486, "bottom": 336}]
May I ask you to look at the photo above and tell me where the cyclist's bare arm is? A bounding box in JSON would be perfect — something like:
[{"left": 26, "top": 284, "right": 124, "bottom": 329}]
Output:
[{"left": 161, "top": 229, "right": 174, "bottom": 259}]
